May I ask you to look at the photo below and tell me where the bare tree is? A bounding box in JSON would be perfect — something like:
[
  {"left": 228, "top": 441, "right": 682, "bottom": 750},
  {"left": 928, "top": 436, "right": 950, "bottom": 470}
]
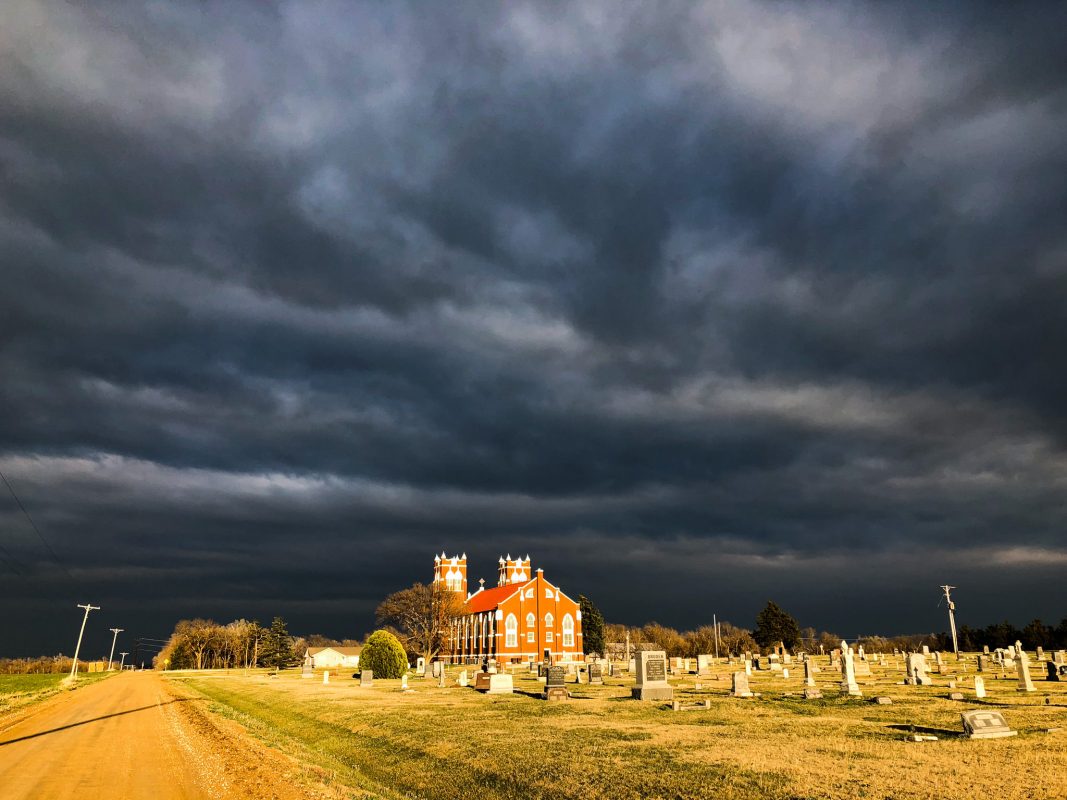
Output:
[{"left": 376, "top": 582, "right": 465, "bottom": 661}]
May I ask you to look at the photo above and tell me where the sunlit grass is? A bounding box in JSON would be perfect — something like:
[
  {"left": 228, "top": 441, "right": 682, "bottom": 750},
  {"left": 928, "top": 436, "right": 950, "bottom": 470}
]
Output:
[
  {"left": 0, "top": 671, "right": 114, "bottom": 714},
  {"left": 172, "top": 657, "right": 1067, "bottom": 800}
]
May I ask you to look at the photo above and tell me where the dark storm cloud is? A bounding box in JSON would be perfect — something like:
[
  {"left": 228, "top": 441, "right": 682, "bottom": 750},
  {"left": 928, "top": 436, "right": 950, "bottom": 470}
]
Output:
[{"left": 2, "top": 1, "right": 1066, "bottom": 654}]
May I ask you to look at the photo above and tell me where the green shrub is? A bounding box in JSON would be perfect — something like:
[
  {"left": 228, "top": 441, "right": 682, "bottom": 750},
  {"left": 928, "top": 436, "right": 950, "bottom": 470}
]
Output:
[{"left": 359, "top": 630, "right": 408, "bottom": 679}]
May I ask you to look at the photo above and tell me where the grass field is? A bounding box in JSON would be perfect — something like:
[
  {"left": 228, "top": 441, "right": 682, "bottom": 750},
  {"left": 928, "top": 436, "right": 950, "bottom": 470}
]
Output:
[
  {"left": 170, "top": 657, "right": 1067, "bottom": 800},
  {"left": 0, "top": 671, "right": 113, "bottom": 715}
]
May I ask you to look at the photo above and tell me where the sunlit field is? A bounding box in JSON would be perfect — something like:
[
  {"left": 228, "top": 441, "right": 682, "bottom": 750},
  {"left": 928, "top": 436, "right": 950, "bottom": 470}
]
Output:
[
  {"left": 0, "top": 672, "right": 113, "bottom": 715},
  {"left": 170, "top": 657, "right": 1067, "bottom": 800}
]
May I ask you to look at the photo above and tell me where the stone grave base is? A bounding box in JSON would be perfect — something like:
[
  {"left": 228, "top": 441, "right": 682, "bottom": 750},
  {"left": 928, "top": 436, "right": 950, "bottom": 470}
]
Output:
[
  {"left": 803, "top": 688, "right": 822, "bottom": 699},
  {"left": 544, "top": 687, "right": 569, "bottom": 701},
  {"left": 671, "top": 699, "right": 711, "bottom": 712},
  {"left": 632, "top": 686, "right": 674, "bottom": 701}
]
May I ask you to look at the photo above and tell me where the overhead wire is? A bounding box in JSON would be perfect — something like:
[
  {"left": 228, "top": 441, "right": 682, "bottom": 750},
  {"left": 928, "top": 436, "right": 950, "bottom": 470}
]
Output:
[{"left": 0, "top": 467, "right": 73, "bottom": 579}]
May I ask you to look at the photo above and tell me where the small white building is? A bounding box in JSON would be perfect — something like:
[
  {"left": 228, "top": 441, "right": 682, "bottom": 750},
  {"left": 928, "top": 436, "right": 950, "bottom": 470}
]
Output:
[{"left": 305, "top": 646, "right": 361, "bottom": 669}]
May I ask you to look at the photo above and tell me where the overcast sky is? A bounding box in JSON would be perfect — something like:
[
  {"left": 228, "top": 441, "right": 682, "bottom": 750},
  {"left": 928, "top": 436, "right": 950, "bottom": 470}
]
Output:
[{"left": 2, "top": 2, "right": 1066, "bottom": 657}]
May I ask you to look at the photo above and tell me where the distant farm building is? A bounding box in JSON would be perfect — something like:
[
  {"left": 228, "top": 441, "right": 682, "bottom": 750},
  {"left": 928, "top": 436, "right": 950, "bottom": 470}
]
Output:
[
  {"left": 305, "top": 646, "right": 361, "bottom": 669},
  {"left": 436, "top": 553, "right": 584, "bottom": 664}
]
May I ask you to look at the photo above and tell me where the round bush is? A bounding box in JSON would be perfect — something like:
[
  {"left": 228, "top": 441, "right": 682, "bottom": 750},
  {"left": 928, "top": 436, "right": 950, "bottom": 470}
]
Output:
[{"left": 359, "top": 630, "right": 408, "bottom": 679}]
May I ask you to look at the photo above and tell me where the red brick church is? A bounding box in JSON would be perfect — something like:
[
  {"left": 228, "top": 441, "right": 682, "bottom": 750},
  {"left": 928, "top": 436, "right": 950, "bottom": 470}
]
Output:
[{"left": 434, "top": 553, "right": 584, "bottom": 664}]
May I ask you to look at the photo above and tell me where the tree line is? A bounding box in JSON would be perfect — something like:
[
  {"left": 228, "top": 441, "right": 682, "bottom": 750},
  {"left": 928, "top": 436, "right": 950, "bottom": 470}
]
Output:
[
  {"left": 10, "top": 598, "right": 1063, "bottom": 674},
  {"left": 155, "top": 617, "right": 302, "bottom": 670}
]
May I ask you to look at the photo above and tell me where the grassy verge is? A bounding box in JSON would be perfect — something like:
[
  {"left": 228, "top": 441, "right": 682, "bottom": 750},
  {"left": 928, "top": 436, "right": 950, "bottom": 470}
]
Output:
[
  {"left": 173, "top": 659, "right": 1067, "bottom": 800},
  {"left": 0, "top": 671, "right": 113, "bottom": 715}
]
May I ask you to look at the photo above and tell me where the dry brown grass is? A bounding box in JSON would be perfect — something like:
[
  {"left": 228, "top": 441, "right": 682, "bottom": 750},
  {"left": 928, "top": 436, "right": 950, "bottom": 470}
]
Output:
[{"left": 170, "top": 657, "right": 1067, "bottom": 800}]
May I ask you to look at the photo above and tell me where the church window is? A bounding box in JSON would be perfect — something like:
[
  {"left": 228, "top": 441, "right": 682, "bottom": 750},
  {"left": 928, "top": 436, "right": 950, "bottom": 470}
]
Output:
[
  {"left": 562, "top": 614, "right": 574, "bottom": 647},
  {"left": 505, "top": 614, "right": 517, "bottom": 647}
]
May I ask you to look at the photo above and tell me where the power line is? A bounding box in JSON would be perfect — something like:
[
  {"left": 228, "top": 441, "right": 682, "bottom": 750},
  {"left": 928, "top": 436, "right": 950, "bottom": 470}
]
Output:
[{"left": 0, "top": 468, "right": 72, "bottom": 579}]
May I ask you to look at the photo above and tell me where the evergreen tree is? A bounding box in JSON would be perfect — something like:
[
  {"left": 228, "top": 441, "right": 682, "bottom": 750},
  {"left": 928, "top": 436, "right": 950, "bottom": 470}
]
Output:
[
  {"left": 753, "top": 601, "right": 800, "bottom": 649},
  {"left": 578, "top": 595, "right": 605, "bottom": 657},
  {"left": 359, "top": 630, "right": 408, "bottom": 678},
  {"left": 260, "top": 616, "right": 296, "bottom": 669}
]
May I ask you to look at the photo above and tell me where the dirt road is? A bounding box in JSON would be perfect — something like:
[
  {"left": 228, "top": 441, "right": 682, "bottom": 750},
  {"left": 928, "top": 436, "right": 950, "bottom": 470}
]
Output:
[{"left": 0, "top": 671, "right": 318, "bottom": 800}]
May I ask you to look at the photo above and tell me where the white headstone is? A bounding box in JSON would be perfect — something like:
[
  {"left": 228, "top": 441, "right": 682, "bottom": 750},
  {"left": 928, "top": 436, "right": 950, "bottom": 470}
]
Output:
[
  {"left": 732, "top": 671, "right": 754, "bottom": 698},
  {"left": 839, "top": 641, "right": 862, "bottom": 696},
  {"left": 1016, "top": 653, "right": 1035, "bottom": 692}
]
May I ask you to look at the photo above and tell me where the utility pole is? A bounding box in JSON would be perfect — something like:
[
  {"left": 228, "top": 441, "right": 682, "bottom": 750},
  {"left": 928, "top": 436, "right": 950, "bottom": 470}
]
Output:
[
  {"left": 69, "top": 604, "right": 100, "bottom": 679},
  {"left": 119, "top": 652, "right": 128, "bottom": 670},
  {"left": 713, "top": 613, "right": 720, "bottom": 660},
  {"left": 107, "top": 628, "right": 124, "bottom": 670},
  {"left": 940, "top": 585, "right": 959, "bottom": 658}
]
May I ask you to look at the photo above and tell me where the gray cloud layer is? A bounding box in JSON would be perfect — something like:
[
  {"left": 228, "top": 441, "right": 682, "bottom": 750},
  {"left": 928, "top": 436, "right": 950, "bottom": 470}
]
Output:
[{"left": 2, "top": 1, "right": 1066, "bottom": 655}]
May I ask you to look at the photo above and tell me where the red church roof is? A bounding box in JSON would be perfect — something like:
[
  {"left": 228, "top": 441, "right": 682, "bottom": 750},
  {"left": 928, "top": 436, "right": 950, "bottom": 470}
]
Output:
[{"left": 464, "top": 582, "right": 525, "bottom": 614}]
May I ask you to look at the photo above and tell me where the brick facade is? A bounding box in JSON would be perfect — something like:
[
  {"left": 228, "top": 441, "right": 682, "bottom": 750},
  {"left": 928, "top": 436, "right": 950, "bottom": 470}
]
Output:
[{"left": 437, "top": 553, "right": 584, "bottom": 664}]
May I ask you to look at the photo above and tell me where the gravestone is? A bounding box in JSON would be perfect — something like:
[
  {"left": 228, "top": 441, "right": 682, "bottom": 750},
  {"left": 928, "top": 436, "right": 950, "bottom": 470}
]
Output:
[
  {"left": 360, "top": 670, "right": 373, "bottom": 687},
  {"left": 974, "top": 676, "right": 986, "bottom": 698},
  {"left": 588, "top": 663, "right": 603, "bottom": 685},
  {"left": 323, "top": 671, "right": 329, "bottom": 685},
  {"left": 545, "top": 665, "right": 569, "bottom": 701},
  {"left": 697, "top": 654, "right": 713, "bottom": 676},
  {"left": 804, "top": 659, "right": 817, "bottom": 687},
  {"left": 486, "top": 673, "right": 513, "bottom": 694},
  {"left": 1016, "top": 654, "right": 1035, "bottom": 692},
  {"left": 1047, "top": 662, "right": 1067, "bottom": 681},
  {"left": 529, "top": 661, "right": 539, "bottom": 674},
  {"left": 873, "top": 696, "right": 892, "bottom": 705},
  {"left": 438, "top": 667, "right": 446, "bottom": 688},
  {"left": 1055, "top": 651, "right": 1066, "bottom": 664},
  {"left": 906, "top": 653, "right": 932, "bottom": 686},
  {"left": 628, "top": 658, "right": 636, "bottom": 672},
  {"left": 839, "top": 641, "right": 862, "bottom": 697},
  {"left": 977, "top": 655, "right": 988, "bottom": 672},
  {"left": 854, "top": 660, "right": 872, "bottom": 678},
  {"left": 401, "top": 674, "right": 408, "bottom": 690},
  {"left": 1036, "top": 646, "right": 1045, "bottom": 660},
  {"left": 961, "top": 710, "right": 1017, "bottom": 739},
  {"left": 432, "top": 661, "right": 443, "bottom": 679},
  {"left": 732, "top": 671, "right": 754, "bottom": 698},
  {"left": 744, "top": 659, "right": 752, "bottom": 676},
  {"left": 921, "top": 645, "right": 930, "bottom": 656},
  {"left": 458, "top": 669, "right": 468, "bottom": 687},
  {"left": 301, "top": 656, "right": 313, "bottom": 679},
  {"left": 631, "top": 650, "right": 673, "bottom": 701},
  {"left": 416, "top": 657, "right": 426, "bottom": 675},
  {"left": 982, "top": 645, "right": 990, "bottom": 655},
  {"left": 949, "top": 692, "right": 965, "bottom": 701}
]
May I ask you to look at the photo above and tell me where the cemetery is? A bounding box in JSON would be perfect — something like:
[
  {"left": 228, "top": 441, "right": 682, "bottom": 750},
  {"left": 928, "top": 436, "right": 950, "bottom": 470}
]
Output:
[{"left": 168, "top": 644, "right": 1067, "bottom": 799}]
